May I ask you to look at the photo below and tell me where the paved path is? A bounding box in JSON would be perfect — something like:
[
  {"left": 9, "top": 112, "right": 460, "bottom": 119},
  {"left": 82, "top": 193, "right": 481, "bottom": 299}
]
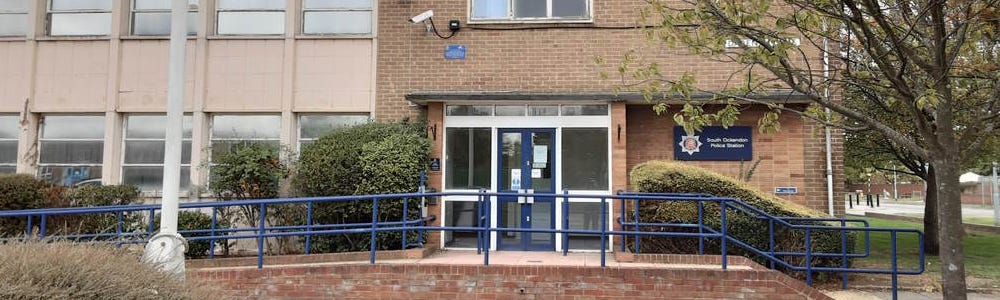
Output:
[
  {"left": 847, "top": 201, "right": 999, "bottom": 221},
  {"left": 826, "top": 290, "right": 998, "bottom": 300}
]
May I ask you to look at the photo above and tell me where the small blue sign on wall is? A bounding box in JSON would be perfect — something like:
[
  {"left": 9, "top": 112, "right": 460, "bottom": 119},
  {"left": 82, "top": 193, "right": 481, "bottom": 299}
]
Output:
[
  {"left": 775, "top": 187, "right": 798, "bottom": 195},
  {"left": 673, "top": 126, "right": 753, "bottom": 161},
  {"left": 444, "top": 44, "right": 466, "bottom": 60}
]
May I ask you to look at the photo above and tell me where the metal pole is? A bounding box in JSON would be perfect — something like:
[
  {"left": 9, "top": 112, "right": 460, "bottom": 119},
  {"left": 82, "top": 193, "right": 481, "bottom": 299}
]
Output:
[
  {"left": 142, "top": 0, "right": 189, "bottom": 279},
  {"left": 893, "top": 165, "right": 898, "bottom": 201},
  {"left": 992, "top": 162, "right": 998, "bottom": 226}
]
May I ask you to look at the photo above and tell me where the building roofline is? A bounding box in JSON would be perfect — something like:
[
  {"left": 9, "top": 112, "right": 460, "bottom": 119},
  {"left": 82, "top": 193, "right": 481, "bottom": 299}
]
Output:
[{"left": 405, "top": 90, "right": 812, "bottom": 106}]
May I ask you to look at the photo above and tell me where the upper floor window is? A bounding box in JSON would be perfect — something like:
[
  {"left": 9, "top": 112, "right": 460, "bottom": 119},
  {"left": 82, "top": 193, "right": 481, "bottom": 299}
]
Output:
[
  {"left": 0, "top": 0, "right": 28, "bottom": 36},
  {"left": 131, "top": 0, "right": 199, "bottom": 36},
  {"left": 302, "top": 0, "right": 372, "bottom": 35},
  {"left": 48, "top": 0, "right": 113, "bottom": 36},
  {"left": 216, "top": 0, "right": 284, "bottom": 35},
  {"left": 471, "top": 0, "right": 590, "bottom": 22}
]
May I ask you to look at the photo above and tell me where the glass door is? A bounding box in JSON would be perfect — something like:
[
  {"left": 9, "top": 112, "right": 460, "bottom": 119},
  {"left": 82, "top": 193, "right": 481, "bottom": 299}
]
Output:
[{"left": 497, "top": 128, "right": 555, "bottom": 251}]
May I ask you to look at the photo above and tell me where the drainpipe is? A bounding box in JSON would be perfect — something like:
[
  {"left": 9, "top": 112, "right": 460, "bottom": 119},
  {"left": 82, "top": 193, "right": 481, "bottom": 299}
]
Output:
[{"left": 823, "top": 21, "right": 836, "bottom": 216}]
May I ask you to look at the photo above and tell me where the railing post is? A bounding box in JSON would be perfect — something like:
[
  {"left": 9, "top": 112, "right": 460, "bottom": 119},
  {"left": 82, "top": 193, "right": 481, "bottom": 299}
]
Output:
[
  {"left": 634, "top": 195, "right": 641, "bottom": 254},
  {"left": 891, "top": 231, "right": 898, "bottom": 300},
  {"left": 600, "top": 197, "right": 607, "bottom": 268},
  {"left": 25, "top": 216, "right": 32, "bottom": 238},
  {"left": 841, "top": 219, "right": 848, "bottom": 290},
  {"left": 720, "top": 200, "right": 727, "bottom": 270},
  {"left": 305, "top": 202, "right": 313, "bottom": 255},
  {"left": 768, "top": 218, "right": 775, "bottom": 269},
  {"left": 402, "top": 197, "right": 409, "bottom": 250},
  {"left": 258, "top": 203, "right": 266, "bottom": 269},
  {"left": 116, "top": 211, "right": 124, "bottom": 247},
  {"left": 484, "top": 193, "right": 491, "bottom": 266},
  {"left": 805, "top": 228, "right": 813, "bottom": 286},
  {"left": 147, "top": 209, "right": 156, "bottom": 240},
  {"left": 39, "top": 214, "right": 46, "bottom": 239},
  {"left": 698, "top": 201, "right": 705, "bottom": 255},
  {"left": 210, "top": 207, "right": 217, "bottom": 259},
  {"left": 563, "top": 190, "right": 569, "bottom": 256},
  {"left": 370, "top": 197, "right": 378, "bottom": 265},
  {"left": 477, "top": 189, "right": 484, "bottom": 255}
]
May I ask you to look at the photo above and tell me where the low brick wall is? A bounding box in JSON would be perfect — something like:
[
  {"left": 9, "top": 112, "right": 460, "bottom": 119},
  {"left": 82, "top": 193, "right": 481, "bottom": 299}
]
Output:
[
  {"left": 187, "top": 247, "right": 434, "bottom": 269},
  {"left": 194, "top": 260, "right": 832, "bottom": 299}
]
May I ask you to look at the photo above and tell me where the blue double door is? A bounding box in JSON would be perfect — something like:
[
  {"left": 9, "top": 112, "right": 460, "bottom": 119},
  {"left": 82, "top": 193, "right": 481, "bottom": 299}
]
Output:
[{"left": 497, "top": 128, "right": 556, "bottom": 251}]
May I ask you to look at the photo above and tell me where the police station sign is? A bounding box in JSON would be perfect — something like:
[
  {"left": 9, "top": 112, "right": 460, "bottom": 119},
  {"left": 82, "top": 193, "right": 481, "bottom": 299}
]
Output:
[{"left": 673, "top": 126, "right": 753, "bottom": 161}]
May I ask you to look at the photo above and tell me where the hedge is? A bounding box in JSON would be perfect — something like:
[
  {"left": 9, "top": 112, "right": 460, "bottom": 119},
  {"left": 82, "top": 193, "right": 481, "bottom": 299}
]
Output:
[
  {"left": 629, "top": 161, "right": 853, "bottom": 280},
  {"left": 0, "top": 174, "right": 48, "bottom": 236}
]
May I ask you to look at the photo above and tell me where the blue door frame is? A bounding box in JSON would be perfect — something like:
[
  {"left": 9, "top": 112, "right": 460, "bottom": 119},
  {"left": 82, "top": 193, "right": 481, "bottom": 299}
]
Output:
[{"left": 497, "top": 128, "right": 556, "bottom": 251}]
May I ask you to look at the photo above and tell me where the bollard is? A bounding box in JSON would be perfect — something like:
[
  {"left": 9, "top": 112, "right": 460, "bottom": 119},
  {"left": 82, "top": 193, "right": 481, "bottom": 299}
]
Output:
[
  {"left": 867, "top": 194, "right": 873, "bottom": 207},
  {"left": 876, "top": 194, "right": 881, "bottom": 207},
  {"left": 848, "top": 194, "right": 853, "bottom": 209}
]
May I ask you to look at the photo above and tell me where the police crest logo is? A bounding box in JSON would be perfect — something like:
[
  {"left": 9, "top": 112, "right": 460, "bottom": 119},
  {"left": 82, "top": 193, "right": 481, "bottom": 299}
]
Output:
[{"left": 679, "top": 135, "right": 702, "bottom": 155}]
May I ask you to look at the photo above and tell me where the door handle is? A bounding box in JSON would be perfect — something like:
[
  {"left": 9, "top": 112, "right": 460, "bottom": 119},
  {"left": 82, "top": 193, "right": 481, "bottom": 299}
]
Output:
[
  {"left": 517, "top": 189, "right": 526, "bottom": 204},
  {"left": 526, "top": 215, "right": 530, "bottom": 222},
  {"left": 526, "top": 189, "right": 534, "bottom": 204}
]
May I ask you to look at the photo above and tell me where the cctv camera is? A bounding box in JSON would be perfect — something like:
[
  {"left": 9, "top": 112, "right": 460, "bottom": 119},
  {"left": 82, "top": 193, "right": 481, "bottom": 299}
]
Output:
[{"left": 409, "top": 10, "right": 434, "bottom": 23}]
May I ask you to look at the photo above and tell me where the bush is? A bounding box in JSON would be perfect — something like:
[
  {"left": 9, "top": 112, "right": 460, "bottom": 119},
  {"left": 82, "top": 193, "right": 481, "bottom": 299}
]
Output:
[
  {"left": 42, "top": 185, "right": 144, "bottom": 238},
  {"left": 0, "top": 241, "right": 217, "bottom": 299},
  {"left": 0, "top": 174, "right": 48, "bottom": 236},
  {"left": 153, "top": 211, "right": 232, "bottom": 258},
  {"left": 294, "top": 121, "right": 429, "bottom": 253},
  {"left": 629, "top": 161, "right": 853, "bottom": 280}
]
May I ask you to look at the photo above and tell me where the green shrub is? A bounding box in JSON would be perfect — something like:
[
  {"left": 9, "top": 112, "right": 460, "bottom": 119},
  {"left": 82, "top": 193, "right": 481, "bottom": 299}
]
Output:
[
  {"left": 0, "top": 241, "right": 217, "bottom": 299},
  {"left": 629, "top": 161, "right": 853, "bottom": 280},
  {"left": 294, "top": 121, "right": 428, "bottom": 253},
  {"left": 40, "top": 185, "right": 144, "bottom": 238},
  {"left": 0, "top": 174, "right": 48, "bottom": 236},
  {"left": 153, "top": 211, "right": 232, "bottom": 258}
]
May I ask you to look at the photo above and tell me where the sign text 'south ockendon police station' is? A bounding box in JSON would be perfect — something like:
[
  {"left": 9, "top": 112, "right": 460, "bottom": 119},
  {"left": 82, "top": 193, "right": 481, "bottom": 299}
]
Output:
[{"left": 673, "top": 126, "right": 753, "bottom": 161}]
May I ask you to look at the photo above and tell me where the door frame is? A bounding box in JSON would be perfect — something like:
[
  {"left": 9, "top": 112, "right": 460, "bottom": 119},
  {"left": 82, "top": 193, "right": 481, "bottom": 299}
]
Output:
[{"left": 496, "top": 128, "right": 557, "bottom": 251}]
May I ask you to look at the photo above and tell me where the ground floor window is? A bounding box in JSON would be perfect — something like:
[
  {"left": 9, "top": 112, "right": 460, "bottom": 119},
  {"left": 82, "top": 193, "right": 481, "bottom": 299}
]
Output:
[
  {"left": 37, "top": 115, "right": 105, "bottom": 186},
  {"left": 565, "top": 201, "right": 609, "bottom": 250},
  {"left": 444, "top": 200, "right": 481, "bottom": 248},
  {"left": 0, "top": 115, "right": 18, "bottom": 174},
  {"left": 210, "top": 114, "right": 281, "bottom": 159},
  {"left": 297, "top": 114, "right": 370, "bottom": 150},
  {"left": 121, "top": 115, "right": 193, "bottom": 192},
  {"left": 561, "top": 128, "right": 608, "bottom": 190},
  {"left": 445, "top": 128, "right": 491, "bottom": 189}
]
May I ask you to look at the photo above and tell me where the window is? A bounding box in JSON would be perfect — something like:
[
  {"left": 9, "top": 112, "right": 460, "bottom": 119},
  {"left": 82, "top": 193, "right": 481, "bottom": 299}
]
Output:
[
  {"left": 446, "top": 105, "right": 493, "bottom": 116},
  {"left": 445, "top": 201, "right": 481, "bottom": 247},
  {"left": 210, "top": 115, "right": 281, "bottom": 159},
  {"left": 0, "top": 115, "right": 18, "bottom": 174},
  {"left": 560, "top": 104, "right": 608, "bottom": 116},
  {"left": 0, "top": 0, "right": 28, "bottom": 36},
  {"left": 494, "top": 105, "right": 526, "bottom": 116},
  {"left": 37, "top": 116, "right": 105, "bottom": 186},
  {"left": 561, "top": 128, "right": 607, "bottom": 190},
  {"left": 131, "top": 0, "right": 199, "bottom": 36},
  {"left": 216, "top": 0, "right": 285, "bottom": 35},
  {"left": 303, "top": 0, "right": 371, "bottom": 35},
  {"left": 445, "top": 128, "right": 491, "bottom": 189},
  {"left": 298, "top": 114, "right": 369, "bottom": 148},
  {"left": 471, "top": 0, "right": 590, "bottom": 22},
  {"left": 122, "top": 115, "right": 192, "bottom": 192},
  {"left": 48, "top": 0, "right": 113, "bottom": 36},
  {"left": 565, "top": 202, "right": 608, "bottom": 250}
]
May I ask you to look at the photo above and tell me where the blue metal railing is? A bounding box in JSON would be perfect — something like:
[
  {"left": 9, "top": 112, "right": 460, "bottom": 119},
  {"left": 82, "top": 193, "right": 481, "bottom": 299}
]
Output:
[{"left": 0, "top": 189, "right": 923, "bottom": 299}]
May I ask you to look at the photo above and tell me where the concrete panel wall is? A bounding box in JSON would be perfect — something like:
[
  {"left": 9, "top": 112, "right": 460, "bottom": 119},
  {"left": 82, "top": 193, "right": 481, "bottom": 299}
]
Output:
[
  {"left": 118, "top": 40, "right": 197, "bottom": 112},
  {"left": 293, "top": 39, "right": 372, "bottom": 112},
  {"left": 33, "top": 41, "right": 111, "bottom": 112},
  {"left": 0, "top": 42, "right": 27, "bottom": 112}
]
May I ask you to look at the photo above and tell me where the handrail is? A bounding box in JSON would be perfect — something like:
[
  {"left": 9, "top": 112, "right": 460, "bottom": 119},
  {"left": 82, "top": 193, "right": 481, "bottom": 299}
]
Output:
[{"left": 0, "top": 189, "right": 922, "bottom": 300}]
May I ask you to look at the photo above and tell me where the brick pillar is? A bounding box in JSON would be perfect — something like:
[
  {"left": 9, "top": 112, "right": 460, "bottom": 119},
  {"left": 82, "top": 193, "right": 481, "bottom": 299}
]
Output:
[
  {"left": 610, "top": 101, "right": 628, "bottom": 251},
  {"left": 425, "top": 102, "right": 444, "bottom": 248}
]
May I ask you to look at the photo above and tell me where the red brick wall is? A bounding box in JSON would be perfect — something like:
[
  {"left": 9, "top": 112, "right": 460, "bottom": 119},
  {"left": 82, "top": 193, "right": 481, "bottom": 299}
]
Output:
[{"left": 195, "top": 263, "right": 832, "bottom": 300}]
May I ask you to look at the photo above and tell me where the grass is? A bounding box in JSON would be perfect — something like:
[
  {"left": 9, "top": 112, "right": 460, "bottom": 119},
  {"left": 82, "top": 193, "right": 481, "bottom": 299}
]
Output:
[{"left": 853, "top": 217, "right": 1000, "bottom": 280}]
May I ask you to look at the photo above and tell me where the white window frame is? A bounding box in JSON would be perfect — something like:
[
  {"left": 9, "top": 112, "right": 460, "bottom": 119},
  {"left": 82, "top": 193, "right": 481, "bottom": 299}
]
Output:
[
  {"left": 47, "top": 0, "right": 113, "bottom": 36},
  {"left": 296, "top": 114, "right": 370, "bottom": 153},
  {"left": 0, "top": 1, "right": 29, "bottom": 37},
  {"left": 301, "top": 0, "right": 373, "bottom": 35},
  {"left": 208, "top": 114, "right": 282, "bottom": 166},
  {"left": 130, "top": 0, "right": 199, "bottom": 36},
  {"left": 467, "top": 0, "right": 593, "bottom": 24},
  {"left": 215, "top": 0, "right": 285, "bottom": 35},
  {"left": 36, "top": 115, "right": 106, "bottom": 185},
  {"left": 0, "top": 115, "right": 18, "bottom": 173},
  {"left": 120, "top": 114, "right": 193, "bottom": 193}
]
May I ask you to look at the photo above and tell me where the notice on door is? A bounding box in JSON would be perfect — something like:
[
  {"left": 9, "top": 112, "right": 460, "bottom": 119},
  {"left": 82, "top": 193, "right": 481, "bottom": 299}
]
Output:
[
  {"left": 532, "top": 145, "right": 548, "bottom": 168},
  {"left": 531, "top": 168, "right": 542, "bottom": 178},
  {"left": 510, "top": 169, "right": 522, "bottom": 190}
]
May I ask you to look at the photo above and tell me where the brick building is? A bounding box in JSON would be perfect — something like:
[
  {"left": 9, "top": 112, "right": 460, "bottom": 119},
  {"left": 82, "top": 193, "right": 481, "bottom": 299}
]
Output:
[{"left": 0, "top": 0, "right": 844, "bottom": 253}]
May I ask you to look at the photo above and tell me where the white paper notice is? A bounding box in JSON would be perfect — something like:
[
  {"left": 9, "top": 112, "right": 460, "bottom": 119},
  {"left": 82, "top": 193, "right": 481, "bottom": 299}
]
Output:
[
  {"left": 532, "top": 145, "right": 548, "bottom": 168},
  {"left": 510, "top": 169, "right": 522, "bottom": 190},
  {"left": 531, "top": 168, "right": 542, "bottom": 178}
]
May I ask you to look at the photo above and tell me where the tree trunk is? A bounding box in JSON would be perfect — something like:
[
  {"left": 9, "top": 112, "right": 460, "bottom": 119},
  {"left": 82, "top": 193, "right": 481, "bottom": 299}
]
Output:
[
  {"left": 934, "top": 158, "right": 967, "bottom": 299},
  {"left": 923, "top": 166, "right": 940, "bottom": 255}
]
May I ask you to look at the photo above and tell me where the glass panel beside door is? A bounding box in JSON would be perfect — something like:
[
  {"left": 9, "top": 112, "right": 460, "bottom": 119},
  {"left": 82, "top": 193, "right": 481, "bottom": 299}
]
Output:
[{"left": 497, "top": 128, "right": 555, "bottom": 251}]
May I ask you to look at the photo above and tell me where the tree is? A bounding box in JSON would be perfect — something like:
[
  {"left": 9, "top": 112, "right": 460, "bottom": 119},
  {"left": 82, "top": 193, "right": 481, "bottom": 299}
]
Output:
[{"left": 613, "top": 1, "right": 1000, "bottom": 298}]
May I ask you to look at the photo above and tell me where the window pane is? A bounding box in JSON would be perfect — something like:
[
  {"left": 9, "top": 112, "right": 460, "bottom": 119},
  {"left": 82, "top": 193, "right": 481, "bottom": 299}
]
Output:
[
  {"left": 132, "top": 12, "right": 198, "bottom": 35},
  {"left": 210, "top": 140, "right": 280, "bottom": 158},
  {"left": 123, "top": 166, "right": 190, "bottom": 191},
  {"left": 566, "top": 202, "right": 607, "bottom": 250},
  {"left": 444, "top": 201, "right": 480, "bottom": 247},
  {"left": 304, "top": 11, "right": 371, "bottom": 34},
  {"left": 552, "top": 0, "right": 587, "bottom": 18},
  {"left": 212, "top": 115, "right": 280, "bottom": 139},
  {"left": 0, "top": 141, "right": 16, "bottom": 163},
  {"left": 49, "top": 13, "right": 112, "bottom": 36},
  {"left": 0, "top": 166, "right": 14, "bottom": 174},
  {"left": 495, "top": 105, "right": 526, "bottom": 116},
  {"left": 135, "top": 0, "right": 199, "bottom": 10},
  {"left": 446, "top": 105, "right": 493, "bottom": 116},
  {"left": 528, "top": 105, "right": 559, "bottom": 116},
  {"left": 472, "top": 0, "right": 507, "bottom": 19},
  {"left": 0, "top": 14, "right": 27, "bottom": 36},
  {"left": 217, "top": 0, "right": 285, "bottom": 10},
  {"left": 561, "top": 105, "right": 608, "bottom": 116},
  {"left": 445, "top": 128, "right": 491, "bottom": 189},
  {"left": 0, "top": 115, "right": 18, "bottom": 139},
  {"left": 217, "top": 11, "right": 284, "bottom": 34},
  {"left": 561, "top": 128, "right": 608, "bottom": 190},
  {"left": 0, "top": 0, "right": 29, "bottom": 11},
  {"left": 51, "top": 0, "right": 112, "bottom": 11},
  {"left": 303, "top": 0, "right": 371, "bottom": 9},
  {"left": 126, "top": 115, "right": 193, "bottom": 139},
  {"left": 39, "top": 141, "right": 104, "bottom": 164},
  {"left": 299, "top": 115, "right": 369, "bottom": 139},
  {"left": 513, "top": 0, "right": 545, "bottom": 18},
  {"left": 37, "top": 166, "right": 102, "bottom": 186},
  {"left": 42, "top": 116, "right": 105, "bottom": 139},
  {"left": 124, "top": 140, "right": 192, "bottom": 164}
]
